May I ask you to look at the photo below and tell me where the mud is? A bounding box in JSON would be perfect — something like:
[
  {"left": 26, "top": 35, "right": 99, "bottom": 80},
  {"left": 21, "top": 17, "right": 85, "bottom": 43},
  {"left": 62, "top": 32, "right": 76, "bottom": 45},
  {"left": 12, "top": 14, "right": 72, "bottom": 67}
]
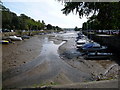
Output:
[
  {"left": 2, "top": 31, "right": 119, "bottom": 88},
  {"left": 58, "top": 31, "right": 119, "bottom": 81},
  {"left": 2, "top": 35, "right": 45, "bottom": 72}
]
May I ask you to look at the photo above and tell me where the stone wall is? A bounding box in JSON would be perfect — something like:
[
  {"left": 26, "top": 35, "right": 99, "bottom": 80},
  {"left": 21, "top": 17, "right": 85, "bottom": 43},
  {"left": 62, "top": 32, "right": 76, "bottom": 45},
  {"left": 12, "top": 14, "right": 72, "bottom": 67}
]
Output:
[{"left": 86, "top": 33, "right": 120, "bottom": 55}]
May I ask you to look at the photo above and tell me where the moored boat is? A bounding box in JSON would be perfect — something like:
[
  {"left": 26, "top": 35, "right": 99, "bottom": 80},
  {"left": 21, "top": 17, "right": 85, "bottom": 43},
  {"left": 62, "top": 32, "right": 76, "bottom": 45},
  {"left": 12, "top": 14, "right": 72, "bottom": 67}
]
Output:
[
  {"left": 83, "top": 52, "right": 112, "bottom": 60},
  {"left": 0, "top": 40, "right": 9, "bottom": 44},
  {"left": 21, "top": 35, "right": 30, "bottom": 39},
  {"left": 81, "top": 42, "right": 107, "bottom": 52},
  {"left": 9, "top": 36, "right": 22, "bottom": 41},
  {"left": 76, "top": 39, "right": 89, "bottom": 48}
]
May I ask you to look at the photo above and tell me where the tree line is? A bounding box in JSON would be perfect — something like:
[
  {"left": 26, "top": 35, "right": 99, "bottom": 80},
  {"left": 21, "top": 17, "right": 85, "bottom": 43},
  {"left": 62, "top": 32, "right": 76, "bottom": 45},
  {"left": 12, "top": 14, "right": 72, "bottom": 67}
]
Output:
[
  {"left": 59, "top": 1, "right": 120, "bottom": 30},
  {"left": 1, "top": 4, "right": 62, "bottom": 31}
]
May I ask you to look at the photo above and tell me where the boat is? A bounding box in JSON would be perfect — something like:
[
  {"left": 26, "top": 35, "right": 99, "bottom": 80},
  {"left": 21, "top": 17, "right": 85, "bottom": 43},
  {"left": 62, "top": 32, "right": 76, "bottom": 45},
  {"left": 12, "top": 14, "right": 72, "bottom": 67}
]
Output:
[
  {"left": 76, "top": 39, "right": 89, "bottom": 48},
  {"left": 0, "top": 40, "right": 9, "bottom": 44},
  {"left": 21, "top": 35, "right": 30, "bottom": 39},
  {"left": 83, "top": 52, "right": 112, "bottom": 60},
  {"left": 81, "top": 42, "right": 107, "bottom": 52},
  {"left": 9, "top": 36, "right": 22, "bottom": 41}
]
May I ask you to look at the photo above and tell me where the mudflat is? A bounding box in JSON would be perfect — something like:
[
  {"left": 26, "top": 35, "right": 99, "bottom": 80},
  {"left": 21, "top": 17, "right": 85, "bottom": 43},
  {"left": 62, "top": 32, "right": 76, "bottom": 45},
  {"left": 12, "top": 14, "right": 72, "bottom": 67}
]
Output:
[
  {"left": 2, "top": 32, "right": 119, "bottom": 88},
  {"left": 2, "top": 35, "right": 44, "bottom": 72}
]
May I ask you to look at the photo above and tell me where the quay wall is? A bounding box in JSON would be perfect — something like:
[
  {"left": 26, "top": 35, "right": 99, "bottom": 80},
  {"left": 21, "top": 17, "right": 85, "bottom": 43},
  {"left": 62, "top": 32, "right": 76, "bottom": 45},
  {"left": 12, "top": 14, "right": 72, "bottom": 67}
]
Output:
[{"left": 86, "top": 33, "right": 120, "bottom": 55}]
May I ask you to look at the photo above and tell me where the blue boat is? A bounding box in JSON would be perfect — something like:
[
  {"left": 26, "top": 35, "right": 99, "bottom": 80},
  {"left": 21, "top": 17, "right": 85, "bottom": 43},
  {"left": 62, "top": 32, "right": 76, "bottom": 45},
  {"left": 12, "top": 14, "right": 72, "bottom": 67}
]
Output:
[{"left": 81, "top": 42, "right": 107, "bottom": 52}]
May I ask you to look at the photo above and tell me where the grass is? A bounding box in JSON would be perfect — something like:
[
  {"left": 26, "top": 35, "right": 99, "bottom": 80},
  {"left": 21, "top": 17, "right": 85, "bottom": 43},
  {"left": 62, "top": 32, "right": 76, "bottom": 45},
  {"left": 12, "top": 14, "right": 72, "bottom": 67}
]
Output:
[{"left": 32, "top": 81, "right": 59, "bottom": 88}]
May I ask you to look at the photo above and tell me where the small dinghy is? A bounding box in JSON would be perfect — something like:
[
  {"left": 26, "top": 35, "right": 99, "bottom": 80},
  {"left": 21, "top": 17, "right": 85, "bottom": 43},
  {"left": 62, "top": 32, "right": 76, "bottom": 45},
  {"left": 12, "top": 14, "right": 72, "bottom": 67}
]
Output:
[
  {"left": 83, "top": 52, "right": 112, "bottom": 60},
  {"left": 0, "top": 40, "right": 9, "bottom": 44}
]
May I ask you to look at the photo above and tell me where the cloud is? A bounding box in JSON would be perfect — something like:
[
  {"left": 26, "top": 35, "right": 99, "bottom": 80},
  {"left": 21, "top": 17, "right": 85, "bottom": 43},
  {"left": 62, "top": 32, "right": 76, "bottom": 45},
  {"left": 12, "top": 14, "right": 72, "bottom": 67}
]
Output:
[{"left": 3, "top": 0, "right": 88, "bottom": 28}]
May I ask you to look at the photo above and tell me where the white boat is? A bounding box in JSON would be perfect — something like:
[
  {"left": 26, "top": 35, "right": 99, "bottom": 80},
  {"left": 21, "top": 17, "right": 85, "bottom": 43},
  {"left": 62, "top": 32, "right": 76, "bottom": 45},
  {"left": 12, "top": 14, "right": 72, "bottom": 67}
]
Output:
[
  {"left": 76, "top": 39, "right": 89, "bottom": 48},
  {"left": 9, "top": 36, "right": 22, "bottom": 41}
]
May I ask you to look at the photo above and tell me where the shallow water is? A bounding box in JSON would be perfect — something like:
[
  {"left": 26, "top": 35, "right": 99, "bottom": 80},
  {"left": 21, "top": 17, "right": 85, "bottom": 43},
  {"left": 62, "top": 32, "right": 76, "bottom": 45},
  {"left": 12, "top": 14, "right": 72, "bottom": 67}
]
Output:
[{"left": 57, "top": 31, "right": 78, "bottom": 40}]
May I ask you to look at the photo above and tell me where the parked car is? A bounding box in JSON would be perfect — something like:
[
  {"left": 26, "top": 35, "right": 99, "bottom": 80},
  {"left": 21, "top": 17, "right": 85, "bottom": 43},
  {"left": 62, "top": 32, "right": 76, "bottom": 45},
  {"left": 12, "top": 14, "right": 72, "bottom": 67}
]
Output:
[{"left": 112, "top": 30, "right": 119, "bottom": 35}]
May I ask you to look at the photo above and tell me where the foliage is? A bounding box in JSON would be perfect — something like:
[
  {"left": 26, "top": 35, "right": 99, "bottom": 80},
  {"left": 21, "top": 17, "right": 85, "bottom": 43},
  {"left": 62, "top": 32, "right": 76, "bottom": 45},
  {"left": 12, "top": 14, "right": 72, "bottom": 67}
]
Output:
[
  {"left": 46, "top": 24, "right": 53, "bottom": 30},
  {"left": 2, "top": 5, "right": 46, "bottom": 31},
  {"left": 1, "top": 4, "right": 63, "bottom": 32},
  {"left": 60, "top": 1, "right": 120, "bottom": 30},
  {"left": 46, "top": 24, "right": 62, "bottom": 31},
  {"left": 74, "top": 26, "right": 81, "bottom": 31},
  {"left": 33, "top": 81, "right": 59, "bottom": 88}
]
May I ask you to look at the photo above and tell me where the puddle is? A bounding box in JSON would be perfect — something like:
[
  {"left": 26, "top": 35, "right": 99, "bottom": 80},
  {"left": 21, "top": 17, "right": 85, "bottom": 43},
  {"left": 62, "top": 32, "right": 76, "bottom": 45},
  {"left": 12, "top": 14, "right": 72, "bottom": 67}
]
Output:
[
  {"left": 61, "top": 48, "right": 82, "bottom": 59},
  {"left": 40, "top": 37, "right": 66, "bottom": 56}
]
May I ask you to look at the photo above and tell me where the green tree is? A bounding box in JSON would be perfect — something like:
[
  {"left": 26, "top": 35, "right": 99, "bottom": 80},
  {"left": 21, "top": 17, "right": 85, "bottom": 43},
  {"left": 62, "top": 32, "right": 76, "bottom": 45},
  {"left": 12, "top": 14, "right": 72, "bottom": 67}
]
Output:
[
  {"left": 46, "top": 24, "right": 53, "bottom": 30},
  {"left": 60, "top": 1, "right": 120, "bottom": 30},
  {"left": 74, "top": 26, "right": 79, "bottom": 31},
  {"left": 2, "top": 4, "right": 61, "bottom": 32}
]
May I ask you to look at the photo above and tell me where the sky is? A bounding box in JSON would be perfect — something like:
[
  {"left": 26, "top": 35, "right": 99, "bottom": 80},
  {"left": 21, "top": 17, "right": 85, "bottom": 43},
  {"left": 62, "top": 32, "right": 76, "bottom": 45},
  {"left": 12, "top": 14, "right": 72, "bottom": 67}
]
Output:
[{"left": 3, "top": 0, "right": 88, "bottom": 28}]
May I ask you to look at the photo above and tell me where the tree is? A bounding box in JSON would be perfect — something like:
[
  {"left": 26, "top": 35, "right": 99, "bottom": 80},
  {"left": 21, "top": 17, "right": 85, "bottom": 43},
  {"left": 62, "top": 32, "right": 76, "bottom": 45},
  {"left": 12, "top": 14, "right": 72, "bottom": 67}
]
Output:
[
  {"left": 74, "top": 26, "right": 79, "bottom": 31},
  {"left": 46, "top": 24, "right": 53, "bottom": 30},
  {"left": 61, "top": 2, "right": 98, "bottom": 18},
  {"left": 2, "top": 4, "right": 62, "bottom": 31},
  {"left": 2, "top": 5, "right": 46, "bottom": 31},
  {"left": 42, "top": 20, "right": 45, "bottom": 25},
  {"left": 59, "top": 1, "right": 120, "bottom": 30}
]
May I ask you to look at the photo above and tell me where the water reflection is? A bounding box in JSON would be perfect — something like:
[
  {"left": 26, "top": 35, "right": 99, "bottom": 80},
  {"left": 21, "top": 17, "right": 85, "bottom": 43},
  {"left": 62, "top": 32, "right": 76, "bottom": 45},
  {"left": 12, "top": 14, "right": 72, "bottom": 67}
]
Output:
[{"left": 40, "top": 37, "right": 66, "bottom": 57}]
